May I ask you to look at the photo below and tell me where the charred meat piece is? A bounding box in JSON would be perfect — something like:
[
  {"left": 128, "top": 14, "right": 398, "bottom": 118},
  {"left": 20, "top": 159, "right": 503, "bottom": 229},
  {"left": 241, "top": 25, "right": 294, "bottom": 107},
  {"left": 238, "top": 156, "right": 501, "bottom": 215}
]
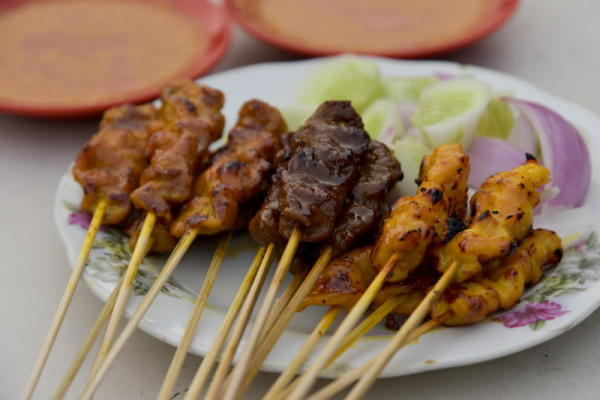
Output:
[
  {"left": 299, "top": 246, "right": 376, "bottom": 311},
  {"left": 73, "top": 103, "right": 157, "bottom": 225},
  {"left": 431, "top": 229, "right": 562, "bottom": 325},
  {"left": 371, "top": 144, "right": 470, "bottom": 282},
  {"left": 331, "top": 141, "right": 402, "bottom": 254},
  {"left": 129, "top": 81, "right": 225, "bottom": 221},
  {"left": 278, "top": 101, "right": 371, "bottom": 242},
  {"left": 125, "top": 213, "right": 178, "bottom": 254},
  {"left": 171, "top": 100, "right": 287, "bottom": 237},
  {"left": 432, "top": 157, "right": 551, "bottom": 283}
]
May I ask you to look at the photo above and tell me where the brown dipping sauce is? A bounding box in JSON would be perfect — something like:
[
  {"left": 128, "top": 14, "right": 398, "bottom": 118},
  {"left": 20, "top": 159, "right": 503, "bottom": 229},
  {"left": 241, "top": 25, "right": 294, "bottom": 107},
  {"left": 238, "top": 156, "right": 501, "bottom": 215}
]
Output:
[
  {"left": 235, "top": 0, "right": 496, "bottom": 54},
  {"left": 0, "top": 0, "right": 205, "bottom": 107}
]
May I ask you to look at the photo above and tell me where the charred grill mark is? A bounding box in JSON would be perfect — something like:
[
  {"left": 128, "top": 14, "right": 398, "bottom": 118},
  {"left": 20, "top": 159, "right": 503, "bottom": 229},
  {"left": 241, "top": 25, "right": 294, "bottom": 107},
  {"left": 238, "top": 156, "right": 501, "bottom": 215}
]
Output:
[
  {"left": 525, "top": 153, "right": 537, "bottom": 161},
  {"left": 507, "top": 241, "right": 519, "bottom": 256},
  {"left": 477, "top": 210, "right": 491, "bottom": 222},
  {"left": 554, "top": 248, "right": 564, "bottom": 259},
  {"left": 446, "top": 215, "right": 467, "bottom": 242}
]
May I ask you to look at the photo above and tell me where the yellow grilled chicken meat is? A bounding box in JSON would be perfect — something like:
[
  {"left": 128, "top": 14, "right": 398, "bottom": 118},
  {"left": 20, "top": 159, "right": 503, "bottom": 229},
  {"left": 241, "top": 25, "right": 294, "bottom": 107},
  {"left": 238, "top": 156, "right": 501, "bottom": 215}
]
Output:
[
  {"left": 433, "top": 156, "right": 551, "bottom": 283},
  {"left": 371, "top": 143, "right": 470, "bottom": 282},
  {"left": 431, "top": 229, "right": 563, "bottom": 325}
]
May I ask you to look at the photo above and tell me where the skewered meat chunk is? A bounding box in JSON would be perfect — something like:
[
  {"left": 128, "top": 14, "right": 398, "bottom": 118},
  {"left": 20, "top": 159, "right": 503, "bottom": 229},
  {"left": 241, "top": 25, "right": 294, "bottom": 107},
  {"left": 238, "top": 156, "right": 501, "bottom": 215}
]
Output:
[
  {"left": 299, "top": 246, "right": 376, "bottom": 311},
  {"left": 129, "top": 81, "right": 225, "bottom": 220},
  {"left": 431, "top": 229, "right": 562, "bottom": 325},
  {"left": 371, "top": 144, "right": 469, "bottom": 282},
  {"left": 433, "top": 156, "right": 551, "bottom": 283},
  {"left": 331, "top": 141, "right": 403, "bottom": 254},
  {"left": 171, "top": 100, "right": 287, "bottom": 237},
  {"left": 73, "top": 103, "right": 157, "bottom": 225},
  {"left": 417, "top": 142, "right": 470, "bottom": 220},
  {"left": 278, "top": 101, "right": 371, "bottom": 242},
  {"left": 125, "top": 213, "right": 178, "bottom": 254}
]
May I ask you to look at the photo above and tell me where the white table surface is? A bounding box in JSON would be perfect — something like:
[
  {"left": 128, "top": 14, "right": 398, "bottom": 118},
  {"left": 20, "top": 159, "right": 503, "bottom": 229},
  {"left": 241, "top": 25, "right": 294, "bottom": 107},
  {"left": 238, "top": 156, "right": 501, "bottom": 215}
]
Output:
[{"left": 3, "top": 1, "right": 600, "bottom": 399}]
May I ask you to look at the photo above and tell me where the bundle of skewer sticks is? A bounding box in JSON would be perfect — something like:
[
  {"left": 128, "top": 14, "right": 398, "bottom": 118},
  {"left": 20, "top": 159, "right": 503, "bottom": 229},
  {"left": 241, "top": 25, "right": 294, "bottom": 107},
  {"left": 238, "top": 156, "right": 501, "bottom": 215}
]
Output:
[{"left": 22, "top": 77, "right": 565, "bottom": 400}]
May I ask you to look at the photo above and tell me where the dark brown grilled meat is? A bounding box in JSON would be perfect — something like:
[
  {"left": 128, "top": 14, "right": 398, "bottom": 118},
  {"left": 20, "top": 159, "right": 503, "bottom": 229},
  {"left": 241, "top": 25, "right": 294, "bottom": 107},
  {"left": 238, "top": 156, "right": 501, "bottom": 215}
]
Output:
[
  {"left": 278, "top": 101, "right": 371, "bottom": 242},
  {"left": 171, "top": 100, "right": 287, "bottom": 237},
  {"left": 125, "top": 213, "right": 178, "bottom": 254},
  {"left": 331, "top": 141, "right": 402, "bottom": 254},
  {"left": 129, "top": 81, "right": 225, "bottom": 221},
  {"left": 73, "top": 103, "right": 158, "bottom": 225}
]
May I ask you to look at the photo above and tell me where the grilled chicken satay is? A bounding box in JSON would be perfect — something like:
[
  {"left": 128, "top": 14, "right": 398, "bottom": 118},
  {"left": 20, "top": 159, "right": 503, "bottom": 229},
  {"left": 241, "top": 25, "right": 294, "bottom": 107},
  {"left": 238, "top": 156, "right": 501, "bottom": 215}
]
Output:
[
  {"left": 125, "top": 81, "right": 225, "bottom": 253},
  {"left": 73, "top": 103, "right": 159, "bottom": 225},
  {"left": 371, "top": 143, "right": 470, "bottom": 282},
  {"left": 433, "top": 156, "right": 551, "bottom": 283},
  {"left": 431, "top": 229, "right": 562, "bottom": 325},
  {"left": 170, "top": 100, "right": 287, "bottom": 237}
]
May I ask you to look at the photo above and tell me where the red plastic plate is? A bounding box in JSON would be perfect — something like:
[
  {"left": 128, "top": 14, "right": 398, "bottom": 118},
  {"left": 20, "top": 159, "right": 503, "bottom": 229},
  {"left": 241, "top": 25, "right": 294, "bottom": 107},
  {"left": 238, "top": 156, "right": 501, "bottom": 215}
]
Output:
[
  {"left": 0, "top": 0, "right": 231, "bottom": 118},
  {"left": 225, "top": 0, "right": 518, "bottom": 59}
]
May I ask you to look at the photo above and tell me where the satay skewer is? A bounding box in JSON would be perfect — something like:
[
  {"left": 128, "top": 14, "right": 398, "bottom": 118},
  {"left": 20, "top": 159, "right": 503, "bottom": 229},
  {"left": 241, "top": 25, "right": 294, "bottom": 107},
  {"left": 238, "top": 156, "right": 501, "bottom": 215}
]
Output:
[
  {"left": 198, "top": 244, "right": 276, "bottom": 400},
  {"left": 221, "top": 227, "right": 302, "bottom": 399},
  {"left": 52, "top": 237, "right": 155, "bottom": 400},
  {"left": 21, "top": 200, "right": 107, "bottom": 400},
  {"left": 79, "top": 227, "right": 199, "bottom": 400},
  {"left": 157, "top": 231, "right": 233, "bottom": 400},
  {"left": 183, "top": 245, "right": 270, "bottom": 400},
  {"left": 87, "top": 212, "right": 156, "bottom": 378},
  {"left": 305, "top": 312, "right": 453, "bottom": 400}
]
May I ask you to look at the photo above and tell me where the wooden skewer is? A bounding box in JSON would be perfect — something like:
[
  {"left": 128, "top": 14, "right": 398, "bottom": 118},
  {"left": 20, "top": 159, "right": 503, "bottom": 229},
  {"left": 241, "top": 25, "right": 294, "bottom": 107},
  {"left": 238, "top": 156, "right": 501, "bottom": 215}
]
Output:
[
  {"left": 228, "top": 246, "right": 335, "bottom": 399},
  {"left": 286, "top": 253, "right": 400, "bottom": 400},
  {"left": 306, "top": 311, "right": 453, "bottom": 400},
  {"left": 52, "top": 238, "right": 156, "bottom": 400},
  {"left": 201, "top": 244, "right": 276, "bottom": 400},
  {"left": 345, "top": 261, "right": 458, "bottom": 400},
  {"left": 157, "top": 231, "right": 233, "bottom": 400},
  {"left": 222, "top": 228, "right": 302, "bottom": 400},
  {"left": 264, "top": 305, "right": 341, "bottom": 400},
  {"left": 332, "top": 295, "right": 405, "bottom": 361},
  {"left": 86, "top": 212, "right": 156, "bottom": 380},
  {"left": 21, "top": 199, "right": 107, "bottom": 400},
  {"left": 182, "top": 246, "right": 268, "bottom": 400},
  {"left": 79, "top": 227, "right": 199, "bottom": 400},
  {"left": 262, "top": 266, "right": 310, "bottom": 338},
  {"left": 52, "top": 275, "right": 123, "bottom": 400}
]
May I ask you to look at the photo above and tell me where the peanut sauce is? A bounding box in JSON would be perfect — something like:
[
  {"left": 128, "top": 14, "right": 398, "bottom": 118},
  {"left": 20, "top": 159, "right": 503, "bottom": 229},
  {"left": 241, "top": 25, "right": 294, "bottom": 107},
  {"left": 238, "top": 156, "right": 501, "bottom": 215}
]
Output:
[
  {"left": 235, "top": 0, "right": 495, "bottom": 53},
  {"left": 0, "top": 0, "right": 205, "bottom": 107}
]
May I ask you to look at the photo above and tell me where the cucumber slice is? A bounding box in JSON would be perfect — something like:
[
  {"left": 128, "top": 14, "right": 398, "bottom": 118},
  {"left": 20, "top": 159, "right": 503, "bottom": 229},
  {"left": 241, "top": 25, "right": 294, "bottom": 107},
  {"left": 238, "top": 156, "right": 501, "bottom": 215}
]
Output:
[
  {"left": 411, "top": 79, "right": 491, "bottom": 149},
  {"left": 389, "top": 136, "right": 432, "bottom": 196},
  {"left": 361, "top": 99, "right": 404, "bottom": 144},
  {"left": 383, "top": 76, "right": 438, "bottom": 104},
  {"left": 296, "top": 55, "right": 383, "bottom": 113},
  {"left": 476, "top": 99, "right": 515, "bottom": 140},
  {"left": 279, "top": 104, "right": 317, "bottom": 131}
]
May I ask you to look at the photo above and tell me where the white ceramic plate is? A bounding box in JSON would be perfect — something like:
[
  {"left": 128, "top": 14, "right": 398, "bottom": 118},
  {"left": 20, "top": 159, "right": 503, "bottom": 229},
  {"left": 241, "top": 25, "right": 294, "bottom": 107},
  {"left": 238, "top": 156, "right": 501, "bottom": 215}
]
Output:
[{"left": 54, "top": 57, "right": 600, "bottom": 378}]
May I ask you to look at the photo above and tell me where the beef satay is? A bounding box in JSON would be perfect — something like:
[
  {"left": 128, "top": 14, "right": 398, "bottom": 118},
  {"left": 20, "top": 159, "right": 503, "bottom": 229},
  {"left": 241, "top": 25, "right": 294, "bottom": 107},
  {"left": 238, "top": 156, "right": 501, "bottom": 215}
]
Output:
[
  {"left": 331, "top": 141, "right": 403, "bottom": 255},
  {"left": 278, "top": 101, "right": 371, "bottom": 242},
  {"left": 73, "top": 103, "right": 158, "bottom": 224},
  {"left": 431, "top": 229, "right": 562, "bottom": 325},
  {"left": 171, "top": 99, "right": 287, "bottom": 237},
  {"left": 433, "top": 156, "right": 551, "bottom": 283},
  {"left": 371, "top": 143, "right": 469, "bottom": 282}
]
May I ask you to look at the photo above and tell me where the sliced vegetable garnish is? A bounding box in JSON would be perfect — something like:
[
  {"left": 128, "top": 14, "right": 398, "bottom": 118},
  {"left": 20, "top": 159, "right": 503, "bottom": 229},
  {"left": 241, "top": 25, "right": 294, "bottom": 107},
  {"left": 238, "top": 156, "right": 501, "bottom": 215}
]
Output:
[
  {"left": 382, "top": 76, "right": 437, "bottom": 104},
  {"left": 389, "top": 136, "right": 431, "bottom": 196},
  {"left": 465, "top": 137, "right": 528, "bottom": 188},
  {"left": 504, "top": 98, "right": 591, "bottom": 208},
  {"left": 279, "top": 104, "right": 317, "bottom": 131},
  {"left": 507, "top": 113, "right": 537, "bottom": 154},
  {"left": 476, "top": 98, "right": 515, "bottom": 140},
  {"left": 362, "top": 99, "right": 404, "bottom": 144},
  {"left": 296, "top": 55, "right": 383, "bottom": 113},
  {"left": 411, "top": 78, "right": 491, "bottom": 149}
]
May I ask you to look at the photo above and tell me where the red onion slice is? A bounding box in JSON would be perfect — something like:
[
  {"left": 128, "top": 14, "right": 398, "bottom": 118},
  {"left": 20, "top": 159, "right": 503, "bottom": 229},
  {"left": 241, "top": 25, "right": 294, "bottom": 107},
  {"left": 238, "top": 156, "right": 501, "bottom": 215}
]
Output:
[
  {"left": 466, "top": 137, "right": 529, "bottom": 188},
  {"left": 504, "top": 98, "right": 591, "bottom": 207}
]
